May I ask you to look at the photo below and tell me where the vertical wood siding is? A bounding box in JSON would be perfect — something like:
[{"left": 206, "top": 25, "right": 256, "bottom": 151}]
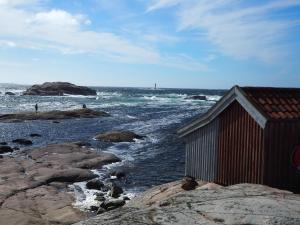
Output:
[
  {"left": 216, "top": 101, "right": 264, "bottom": 185},
  {"left": 185, "top": 119, "right": 219, "bottom": 181},
  {"left": 264, "top": 121, "right": 300, "bottom": 193}
]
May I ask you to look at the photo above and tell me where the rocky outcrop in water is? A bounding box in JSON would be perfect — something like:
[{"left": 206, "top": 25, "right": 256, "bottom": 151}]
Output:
[
  {"left": 185, "top": 95, "right": 207, "bottom": 100},
  {"left": 0, "top": 108, "right": 109, "bottom": 123},
  {"left": 23, "top": 82, "right": 97, "bottom": 96},
  {"left": 5, "top": 92, "right": 15, "bottom": 96},
  {"left": 0, "top": 143, "right": 120, "bottom": 225},
  {"left": 0, "top": 146, "right": 14, "bottom": 154},
  {"left": 94, "top": 131, "right": 143, "bottom": 142},
  {"left": 75, "top": 181, "right": 300, "bottom": 225}
]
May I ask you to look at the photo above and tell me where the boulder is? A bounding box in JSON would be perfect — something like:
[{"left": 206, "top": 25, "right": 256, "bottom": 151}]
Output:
[
  {"left": 95, "top": 195, "right": 106, "bottom": 202},
  {"left": 5, "top": 92, "right": 15, "bottom": 96},
  {"left": 95, "top": 131, "right": 143, "bottom": 142},
  {"left": 30, "top": 133, "right": 42, "bottom": 137},
  {"left": 0, "top": 108, "right": 109, "bottom": 123},
  {"left": 110, "top": 183, "right": 124, "bottom": 198},
  {"left": 0, "top": 142, "right": 7, "bottom": 145},
  {"left": 90, "top": 206, "right": 99, "bottom": 212},
  {"left": 181, "top": 176, "right": 198, "bottom": 191},
  {"left": 0, "top": 146, "right": 13, "bottom": 154},
  {"left": 86, "top": 179, "right": 104, "bottom": 190},
  {"left": 100, "top": 199, "right": 125, "bottom": 211},
  {"left": 185, "top": 95, "right": 207, "bottom": 100},
  {"left": 23, "top": 82, "right": 97, "bottom": 96},
  {"left": 12, "top": 139, "right": 33, "bottom": 145}
]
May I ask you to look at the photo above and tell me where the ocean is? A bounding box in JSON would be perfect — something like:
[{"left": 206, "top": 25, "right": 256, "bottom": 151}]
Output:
[{"left": 0, "top": 84, "right": 225, "bottom": 208}]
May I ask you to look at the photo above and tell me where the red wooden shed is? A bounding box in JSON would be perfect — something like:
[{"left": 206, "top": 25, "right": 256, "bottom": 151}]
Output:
[{"left": 178, "top": 86, "right": 300, "bottom": 193}]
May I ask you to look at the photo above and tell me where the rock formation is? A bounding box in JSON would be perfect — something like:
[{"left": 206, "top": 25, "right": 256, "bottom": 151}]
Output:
[
  {"left": 0, "top": 108, "right": 109, "bottom": 123},
  {"left": 94, "top": 131, "right": 143, "bottom": 142},
  {"left": 0, "top": 143, "right": 120, "bottom": 225},
  {"left": 23, "top": 82, "right": 97, "bottom": 96},
  {"left": 75, "top": 181, "right": 300, "bottom": 225}
]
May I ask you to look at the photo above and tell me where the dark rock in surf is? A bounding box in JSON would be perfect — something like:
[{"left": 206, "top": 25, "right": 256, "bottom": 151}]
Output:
[
  {"left": 0, "top": 145, "right": 14, "bottom": 154},
  {"left": 0, "top": 142, "right": 7, "bottom": 145},
  {"left": 100, "top": 199, "right": 125, "bottom": 211},
  {"left": 5, "top": 92, "right": 15, "bottom": 96},
  {"left": 86, "top": 179, "right": 104, "bottom": 190},
  {"left": 185, "top": 95, "right": 207, "bottom": 100},
  {"left": 12, "top": 139, "right": 33, "bottom": 145},
  {"left": 23, "top": 82, "right": 97, "bottom": 96},
  {"left": 95, "top": 131, "right": 143, "bottom": 142},
  {"left": 110, "top": 183, "right": 124, "bottom": 198},
  {"left": 30, "top": 133, "right": 42, "bottom": 137}
]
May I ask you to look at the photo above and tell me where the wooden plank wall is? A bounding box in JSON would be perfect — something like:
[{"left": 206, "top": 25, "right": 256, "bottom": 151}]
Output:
[
  {"left": 216, "top": 101, "right": 264, "bottom": 185},
  {"left": 185, "top": 119, "right": 219, "bottom": 181}
]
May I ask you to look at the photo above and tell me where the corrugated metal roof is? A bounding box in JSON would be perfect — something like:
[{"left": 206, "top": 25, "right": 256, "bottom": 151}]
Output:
[{"left": 241, "top": 87, "right": 300, "bottom": 120}]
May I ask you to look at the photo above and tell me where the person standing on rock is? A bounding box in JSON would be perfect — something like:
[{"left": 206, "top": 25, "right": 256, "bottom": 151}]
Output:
[{"left": 35, "top": 103, "right": 38, "bottom": 113}]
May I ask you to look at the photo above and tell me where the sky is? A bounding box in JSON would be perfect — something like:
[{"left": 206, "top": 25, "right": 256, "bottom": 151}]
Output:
[{"left": 0, "top": 0, "right": 300, "bottom": 89}]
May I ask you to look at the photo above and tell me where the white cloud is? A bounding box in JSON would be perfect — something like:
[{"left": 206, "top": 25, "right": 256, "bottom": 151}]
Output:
[
  {"left": 148, "top": 0, "right": 300, "bottom": 62},
  {"left": 0, "top": 1, "right": 207, "bottom": 71}
]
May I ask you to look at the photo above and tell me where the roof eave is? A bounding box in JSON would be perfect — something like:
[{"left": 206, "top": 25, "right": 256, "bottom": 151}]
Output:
[{"left": 177, "top": 86, "right": 268, "bottom": 138}]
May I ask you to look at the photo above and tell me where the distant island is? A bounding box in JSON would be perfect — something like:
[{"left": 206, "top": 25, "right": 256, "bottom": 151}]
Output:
[{"left": 23, "top": 82, "right": 97, "bottom": 96}]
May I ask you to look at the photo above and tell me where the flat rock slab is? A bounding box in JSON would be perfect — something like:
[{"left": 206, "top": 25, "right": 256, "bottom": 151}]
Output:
[
  {"left": 0, "top": 108, "right": 109, "bottom": 123},
  {"left": 75, "top": 182, "right": 300, "bottom": 225},
  {"left": 0, "top": 143, "right": 120, "bottom": 225},
  {"left": 94, "top": 131, "right": 143, "bottom": 142}
]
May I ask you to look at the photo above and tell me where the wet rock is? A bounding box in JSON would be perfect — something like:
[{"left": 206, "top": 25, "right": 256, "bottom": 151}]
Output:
[
  {"left": 30, "top": 133, "right": 42, "bottom": 137},
  {"left": 12, "top": 139, "right": 33, "bottom": 145},
  {"left": 123, "top": 196, "right": 130, "bottom": 201},
  {"left": 86, "top": 179, "right": 104, "bottom": 190},
  {"left": 0, "top": 145, "right": 14, "bottom": 154},
  {"left": 100, "top": 199, "right": 125, "bottom": 211},
  {"left": 13, "top": 147, "right": 20, "bottom": 150},
  {"left": 90, "top": 206, "right": 99, "bottom": 212},
  {"left": 95, "top": 195, "right": 106, "bottom": 202},
  {"left": 95, "top": 131, "right": 143, "bottom": 142},
  {"left": 5, "top": 92, "right": 15, "bottom": 96},
  {"left": 181, "top": 176, "right": 198, "bottom": 191},
  {"left": 185, "top": 95, "right": 207, "bottom": 100},
  {"left": 0, "top": 108, "right": 109, "bottom": 123},
  {"left": 23, "top": 82, "right": 97, "bottom": 96},
  {"left": 97, "top": 207, "right": 107, "bottom": 215},
  {"left": 53, "top": 121, "right": 60, "bottom": 123},
  {"left": 0, "top": 142, "right": 7, "bottom": 145},
  {"left": 110, "top": 184, "right": 124, "bottom": 198}
]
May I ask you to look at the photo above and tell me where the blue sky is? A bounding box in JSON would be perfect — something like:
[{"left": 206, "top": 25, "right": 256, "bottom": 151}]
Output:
[{"left": 0, "top": 0, "right": 300, "bottom": 89}]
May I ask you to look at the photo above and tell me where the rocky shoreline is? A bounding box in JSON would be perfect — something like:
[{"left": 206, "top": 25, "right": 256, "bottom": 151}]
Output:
[
  {"left": 0, "top": 108, "right": 109, "bottom": 123},
  {"left": 0, "top": 142, "right": 122, "bottom": 225},
  {"left": 75, "top": 180, "right": 300, "bottom": 225}
]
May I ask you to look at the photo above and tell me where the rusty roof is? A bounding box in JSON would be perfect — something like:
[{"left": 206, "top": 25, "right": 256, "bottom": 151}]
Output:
[{"left": 241, "top": 87, "right": 300, "bottom": 120}]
